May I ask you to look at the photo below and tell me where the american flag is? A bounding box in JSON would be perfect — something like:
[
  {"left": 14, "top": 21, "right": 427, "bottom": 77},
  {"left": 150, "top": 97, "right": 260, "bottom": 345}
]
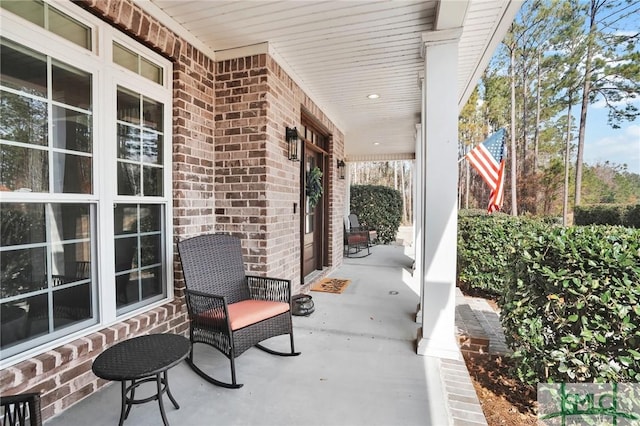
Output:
[{"left": 465, "top": 128, "right": 507, "bottom": 213}]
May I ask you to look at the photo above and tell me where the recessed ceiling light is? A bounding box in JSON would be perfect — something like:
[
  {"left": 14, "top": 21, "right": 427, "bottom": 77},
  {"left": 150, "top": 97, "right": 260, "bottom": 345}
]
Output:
[
  {"left": 373, "top": 142, "right": 380, "bottom": 146},
  {"left": 367, "top": 94, "right": 380, "bottom": 99}
]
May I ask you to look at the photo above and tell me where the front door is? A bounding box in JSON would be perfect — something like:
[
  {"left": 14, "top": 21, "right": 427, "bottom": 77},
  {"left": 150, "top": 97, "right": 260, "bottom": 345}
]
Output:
[{"left": 302, "top": 146, "right": 324, "bottom": 278}]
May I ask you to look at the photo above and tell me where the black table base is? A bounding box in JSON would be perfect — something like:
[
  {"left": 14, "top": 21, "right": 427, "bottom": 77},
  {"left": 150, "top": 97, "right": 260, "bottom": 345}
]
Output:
[{"left": 119, "top": 371, "right": 179, "bottom": 426}]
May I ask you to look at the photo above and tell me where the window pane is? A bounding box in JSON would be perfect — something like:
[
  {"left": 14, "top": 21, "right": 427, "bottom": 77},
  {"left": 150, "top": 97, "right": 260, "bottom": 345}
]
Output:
[
  {"left": 142, "top": 98, "right": 162, "bottom": 130},
  {"left": 118, "top": 124, "right": 140, "bottom": 161},
  {"left": 52, "top": 62, "right": 91, "bottom": 110},
  {"left": 0, "top": 0, "right": 45, "bottom": 27},
  {"left": 140, "top": 235, "right": 160, "bottom": 267},
  {"left": 117, "top": 270, "right": 139, "bottom": 308},
  {"left": 114, "top": 204, "right": 138, "bottom": 235},
  {"left": 117, "top": 162, "right": 140, "bottom": 196},
  {"left": 117, "top": 88, "right": 140, "bottom": 125},
  {"left": 50, "top": 204, "right": 91, "bottom": 241},
  {"left": 114, "top": 203, "right": 164, "bottom": 310},
  {"left": 53, "top": 106, "right": 92, "bottom": 152},
  {"left": 113, "top": 43, "right": 137, "bottom": 74},
  {"left": 0, "top": 91, "right": 47, "bottom": 145},
  {"left": 114, "top": 237, "right": 137, "bottom": 273},
  {"left": 3, "top": 294, "right": 52, "bottom": 346},
  {"left": 115, "top": 235, "right": 138, "bottom": 308},
  {"left": 306, "top": 212, "right": 314, "bottom": 234},
  {"left": 52, "top": 283, "right": 92, "bottom": 329},
  {"left": 141, "top": 267, "right": 162, "bottom": 299},
  {"left": 0, "top": 301, "right": 30, "bottom": 348},
  {"left": 140, "top": 58, "right": 162, "bottom": 85},
  {"left": 0, "top": 145, "right": 48, "bottom": 192},
  {"left": 48, "top": 7, "right": 91, "bottom": 50},
  {"left": 0, "top": 247, "right": 47, "bottom": 298},
  {"left": 0, "top": 38, "right": 47, "bottom": 97},
  {"left": 20, "top": 293, "right": 48, "bottom": 339},
  {"left": 0, "top": 203, "right": 45, "bottom": 246},
  {"left": 143, "top": 166, "right": 162, "bottom": 196},
  {"left": 142, "top": 131, "right": 162, "bottom": 164},
  {"left": 53, "top": 152, "right": 91, "bottom": 194},
  {"left": 140, "top": 205, "right": 161, "bottom": 233},
  {"left": 51, "top": 242, "right": 91, "bottom": 285}
]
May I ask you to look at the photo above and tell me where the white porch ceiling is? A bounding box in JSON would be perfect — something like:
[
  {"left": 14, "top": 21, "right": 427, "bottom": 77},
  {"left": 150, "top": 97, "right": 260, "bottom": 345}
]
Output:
[{"left": 146, "top": 0, "right": 521, "bottom": 160}]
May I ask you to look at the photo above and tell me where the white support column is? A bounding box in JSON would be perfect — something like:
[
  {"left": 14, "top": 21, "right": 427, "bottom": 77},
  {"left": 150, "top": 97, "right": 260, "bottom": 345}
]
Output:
[
  {"left": 416, "top": 28, "right": 462, "bottom": 360},
  {"left": 414, "top": 86, "right": 424, "bottom": 324}
]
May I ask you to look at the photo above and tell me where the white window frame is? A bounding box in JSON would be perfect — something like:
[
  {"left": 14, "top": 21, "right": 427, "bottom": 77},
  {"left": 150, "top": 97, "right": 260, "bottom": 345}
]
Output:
[{"left": 0, "top": 1, "right": 174, "bottom": 367}]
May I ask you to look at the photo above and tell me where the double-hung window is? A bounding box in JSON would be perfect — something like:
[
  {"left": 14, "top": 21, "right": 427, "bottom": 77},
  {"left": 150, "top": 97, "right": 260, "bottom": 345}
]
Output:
[{"left": 0, "top": 0, "right": 173, "bottom": 363}]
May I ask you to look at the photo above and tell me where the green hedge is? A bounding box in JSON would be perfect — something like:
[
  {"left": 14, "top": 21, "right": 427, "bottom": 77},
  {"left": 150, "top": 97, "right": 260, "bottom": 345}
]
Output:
[
  {"left": 574, "top": 204, "right": 640, "bottom": 228},
  {"left": 457, "top": 213, "right": 548, "bottom": 296},
  {"left": 350, "top": 185, "right": 402, "bottom": 244},
  {"left": 457, "top": 213, "right": 640, "bottom": 384},
  {"left": 502, "top": 225, "right": 640, "bottom": 384}
]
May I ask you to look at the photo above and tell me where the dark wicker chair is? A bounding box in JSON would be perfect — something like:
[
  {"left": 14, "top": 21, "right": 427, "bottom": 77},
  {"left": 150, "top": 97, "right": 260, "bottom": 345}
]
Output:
[
  {"left": 344, "top": 223, "right": 370, "bottom": 258},
  {"left": 0, "top": 393, "right": 42, "bottom": 426},
  {"left": 348, "top": 213, "right": 377, "bottom": 245},
  {"left": 177, "top": 234, "right": 300, "bottom": 389}
]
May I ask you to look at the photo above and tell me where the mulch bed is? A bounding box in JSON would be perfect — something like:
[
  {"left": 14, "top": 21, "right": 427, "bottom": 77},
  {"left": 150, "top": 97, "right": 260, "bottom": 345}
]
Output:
[
  {"left": 459, "top": 286, "right": 538, "bottom": 426},
  {"left": 463, "top": 352, "right": 538, "bottom": 425}
]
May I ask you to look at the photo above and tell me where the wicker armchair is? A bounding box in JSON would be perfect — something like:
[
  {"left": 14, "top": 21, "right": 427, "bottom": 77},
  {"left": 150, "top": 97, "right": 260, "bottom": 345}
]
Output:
[
  {"left": 177, "top": 234, "right": 300, "bottom": 389},
  {"left": 344, "top": 223, "right": 371, "bottom": 258},
  {"left": 0, "top": 393, "right": 42, "bottom": 426},
  {"left": 348, "top": 213, "right": 377, "bottom": 245}
]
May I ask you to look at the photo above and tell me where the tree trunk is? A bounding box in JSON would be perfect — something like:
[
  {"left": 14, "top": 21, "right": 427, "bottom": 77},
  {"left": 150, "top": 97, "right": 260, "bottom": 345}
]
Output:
[
  {"left": 563, "top": 99, "right": 573, "bottom": 226},
  {"left": 575, "top": 0, "right": 598, "bottom": 207},
  {"left": 533, "top": 49, "right": 542, "bottom": 214},
  {"left": 510, "top": 45, "right": 518, "bottom": 216}
]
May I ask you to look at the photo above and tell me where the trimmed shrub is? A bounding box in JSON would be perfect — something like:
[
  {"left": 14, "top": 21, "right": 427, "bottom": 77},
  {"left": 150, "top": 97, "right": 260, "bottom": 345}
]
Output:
[
  {"left": 457, "top": 213, "right": 549, "bottom": 296},
  {"left": 501, "top": 225, "right": 640, "bottom": 384},
  {"left": 574, "top": 204, "right": 639, "bottom": 228},
  {"left": 623, "top": 204, "right": 640, "bottom": 229},
  {"left": 350, "top": 185, "right": 402, "bottom": 244}
]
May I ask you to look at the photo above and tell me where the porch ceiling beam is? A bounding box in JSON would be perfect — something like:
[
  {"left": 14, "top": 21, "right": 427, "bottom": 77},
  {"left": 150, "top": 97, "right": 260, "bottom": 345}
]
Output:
[{"left": 435, "top": 0, "right": 470, "bottom": 31}]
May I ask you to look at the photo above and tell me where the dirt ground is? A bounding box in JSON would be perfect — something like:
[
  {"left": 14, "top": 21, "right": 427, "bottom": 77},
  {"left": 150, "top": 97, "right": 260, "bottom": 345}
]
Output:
[
  {"left": 458, "top": 287, "right": 538, "bottom": 425},
  {"left": 464, "top": 352, "right": 538, "bottom": 426}
]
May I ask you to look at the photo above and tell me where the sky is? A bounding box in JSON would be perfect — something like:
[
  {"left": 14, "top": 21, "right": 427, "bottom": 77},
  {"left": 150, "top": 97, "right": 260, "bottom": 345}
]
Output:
[{"left": 583, "top": 102, "right": 640, "bottom": 174}]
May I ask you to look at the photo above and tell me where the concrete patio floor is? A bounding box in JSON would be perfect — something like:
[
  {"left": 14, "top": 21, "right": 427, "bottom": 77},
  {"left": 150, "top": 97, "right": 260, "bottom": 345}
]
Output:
[{"left": 45, "top": 244, "right": 486, "bottom": 426}]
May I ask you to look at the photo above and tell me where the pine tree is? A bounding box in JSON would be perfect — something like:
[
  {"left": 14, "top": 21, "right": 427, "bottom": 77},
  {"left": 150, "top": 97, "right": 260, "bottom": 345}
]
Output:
[{"left": 574, "top": 0, "right": 640, "bottom": 206}]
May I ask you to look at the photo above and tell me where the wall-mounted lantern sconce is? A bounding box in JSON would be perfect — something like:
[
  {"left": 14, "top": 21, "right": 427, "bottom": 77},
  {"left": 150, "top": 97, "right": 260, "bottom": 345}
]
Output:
[
  {"left": 337, "top": 159, "right": 346, "bottom": 180},
  {"left": 286, "top": 126, "right": 301, "bottom": 161}
]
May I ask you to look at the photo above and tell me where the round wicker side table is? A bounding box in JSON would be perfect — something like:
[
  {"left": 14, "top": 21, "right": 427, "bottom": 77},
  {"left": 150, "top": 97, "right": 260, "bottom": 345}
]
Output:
[{"left": 92, "top": 334, "right": 191, "bottom": 426}]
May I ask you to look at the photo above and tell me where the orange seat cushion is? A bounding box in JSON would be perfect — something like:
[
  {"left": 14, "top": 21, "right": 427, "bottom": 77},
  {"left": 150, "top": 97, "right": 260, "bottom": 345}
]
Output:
[{"left": 227, "top": 300, "right": 290, "bottom": 331}]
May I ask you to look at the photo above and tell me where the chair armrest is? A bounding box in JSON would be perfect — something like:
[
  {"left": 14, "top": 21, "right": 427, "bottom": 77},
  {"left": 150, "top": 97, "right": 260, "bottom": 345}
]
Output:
[
  {"left": 0, "top": 392, "right": 42, "bottom": 426},
  {"left": 184, "top": 289, "right": 231, "bottom": 331},
  {"left": 184, "top": 289, "right": 226, "bottom": 313},
  {"left": 246, "top": 276, "right": 292, "bottom": 303}
]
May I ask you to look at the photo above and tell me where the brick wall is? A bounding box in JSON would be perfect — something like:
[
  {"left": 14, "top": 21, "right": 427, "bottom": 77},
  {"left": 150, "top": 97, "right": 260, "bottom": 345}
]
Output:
[
  {"left": 214, "top": 54, "right": 345, "bottom": 294},
  {"left": 266, "top": 57, "right": 346, "bottom": 291},
  {"left": 214, "top": 55, "right": 270, "bottom": 273}
]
